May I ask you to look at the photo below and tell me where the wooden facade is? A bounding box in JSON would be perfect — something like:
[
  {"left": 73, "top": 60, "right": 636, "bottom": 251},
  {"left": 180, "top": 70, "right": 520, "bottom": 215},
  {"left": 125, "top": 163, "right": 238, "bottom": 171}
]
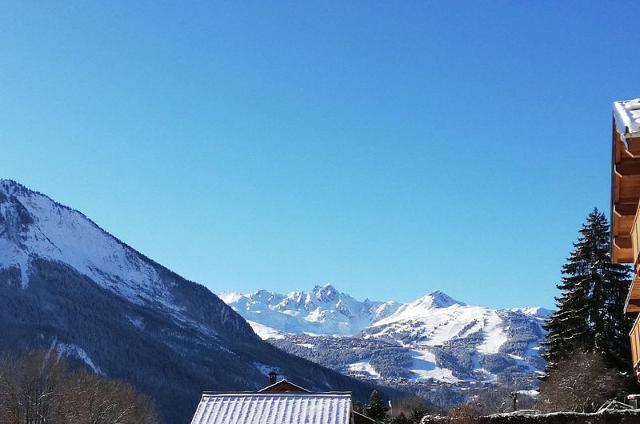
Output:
[
  {"left": 611, "top": 98, "right": 640, "bottom": 381},
  {"left": 258, "top": 379, "right": 310, "bottom": 393}
]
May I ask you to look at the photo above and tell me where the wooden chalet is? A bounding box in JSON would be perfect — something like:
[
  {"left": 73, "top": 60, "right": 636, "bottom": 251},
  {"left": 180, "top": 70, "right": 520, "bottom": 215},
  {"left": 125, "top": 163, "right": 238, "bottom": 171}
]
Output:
[
  {"left": 610, "top": 97, "right": 640, "bottom": 380},
  {"left": 189, "top": 372, "right": 378, "bottom": 424}
]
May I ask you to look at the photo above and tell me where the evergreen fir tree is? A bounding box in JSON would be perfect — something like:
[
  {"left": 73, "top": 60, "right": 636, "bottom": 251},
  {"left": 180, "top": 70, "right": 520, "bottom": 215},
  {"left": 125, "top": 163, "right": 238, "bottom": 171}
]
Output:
[
  {"left": 542, "top": 208, "right": 633, "bottom": 375},
  {"left": 365, "top": 390, "right": 387, "bottom": 421}
]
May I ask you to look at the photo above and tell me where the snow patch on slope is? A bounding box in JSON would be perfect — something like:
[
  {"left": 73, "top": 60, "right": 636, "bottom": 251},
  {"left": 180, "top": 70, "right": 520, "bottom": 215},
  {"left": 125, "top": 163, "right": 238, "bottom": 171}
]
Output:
[
  {"left": 55, "top": 343, "right": 104, "bottom": 375},
  {"left": 476, "top": 312, "right": 508, "bottom": 354},
  {"left": 348, "top": 361, "right": 380, "bottom": 378},
  {"left": 247, "top": 320, "right": 285, "bottom": 340},
  {"left": 0, "top": 239, "right": 30, "bottom": 288},
  {"left": 411, "top": 349, "right": 460, "bottom": 383}
]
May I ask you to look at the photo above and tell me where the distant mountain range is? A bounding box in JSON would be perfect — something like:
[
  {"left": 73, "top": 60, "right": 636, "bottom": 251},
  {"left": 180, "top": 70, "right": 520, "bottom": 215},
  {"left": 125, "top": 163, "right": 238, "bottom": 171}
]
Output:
[
  {"left": 220, "top": 285, "right": 551, "bottom": 404},
  {"left": 0, "top": 180, "right": 381, "bottom": 424}
]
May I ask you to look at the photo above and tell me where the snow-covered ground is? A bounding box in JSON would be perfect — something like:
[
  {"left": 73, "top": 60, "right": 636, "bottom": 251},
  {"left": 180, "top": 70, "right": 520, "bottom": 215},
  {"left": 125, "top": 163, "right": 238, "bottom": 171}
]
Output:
[
  {"left": 348, "top": 361, "right": 380, "bottom": 378},
  {"left": 410, "top": 349, "right": 460, "bottom": 383},
  {"left": 247, "top": 320, "right": 286, "bottom": 340},
  {"left": 476, "top": 312, "right": 508, "bottom": 354}
]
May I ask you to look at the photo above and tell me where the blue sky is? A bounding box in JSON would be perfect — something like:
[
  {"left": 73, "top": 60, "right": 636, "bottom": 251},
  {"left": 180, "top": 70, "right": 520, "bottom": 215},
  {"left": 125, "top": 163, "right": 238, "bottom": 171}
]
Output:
[{"left": 2, "top": 2, "right": 639, "bottom": 308}]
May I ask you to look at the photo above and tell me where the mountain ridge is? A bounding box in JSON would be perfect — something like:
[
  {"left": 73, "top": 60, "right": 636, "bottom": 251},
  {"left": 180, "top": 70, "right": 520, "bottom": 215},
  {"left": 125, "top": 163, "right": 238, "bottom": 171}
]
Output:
[
  {"left": 220, "top": 283, "right": 550, "bottom": 337},
  {"left": 221, "top": 284, "right": 550, "bottom": 405},
  {"left": 0, "top": 179, "right": 384, "bottom": 423}
]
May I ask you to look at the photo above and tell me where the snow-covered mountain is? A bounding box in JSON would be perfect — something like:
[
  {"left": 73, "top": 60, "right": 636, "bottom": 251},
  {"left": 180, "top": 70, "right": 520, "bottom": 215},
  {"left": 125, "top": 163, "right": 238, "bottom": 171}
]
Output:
[
  {"left": 0, "top": 180, "right": 380, "bottom": 423},
  {"left": 221, "top": 285, "right": 551, "bottom": 403},
  {"left": 219, "top": 284, "right": 401, "bottom": 336}
]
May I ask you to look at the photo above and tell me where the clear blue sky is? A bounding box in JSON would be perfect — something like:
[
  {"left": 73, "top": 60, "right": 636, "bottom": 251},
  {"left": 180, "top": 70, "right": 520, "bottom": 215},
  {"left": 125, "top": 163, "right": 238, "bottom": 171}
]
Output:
[{"left": 2, "top": 2, "right": 639, "bottom": 308}]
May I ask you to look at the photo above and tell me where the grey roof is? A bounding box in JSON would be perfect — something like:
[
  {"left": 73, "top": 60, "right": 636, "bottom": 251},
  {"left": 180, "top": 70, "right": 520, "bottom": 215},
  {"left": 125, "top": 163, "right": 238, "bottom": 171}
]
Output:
[
  {"left": 614, "top": 98, "right": 640, "bottom": 138},
  {"left": 190, "top": 392, "right": 352, "bottom": 424}
]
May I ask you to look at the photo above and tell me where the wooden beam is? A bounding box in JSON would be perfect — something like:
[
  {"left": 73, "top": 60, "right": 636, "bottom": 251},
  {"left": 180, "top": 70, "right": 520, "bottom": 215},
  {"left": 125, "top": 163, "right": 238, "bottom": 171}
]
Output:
[
  {"left": 614, "top": 126, "right": 624, "bottom": 164},
  {"left": 613, "top": 235, "right": 634, "bottom": 263},
  {"left": 615, "top": 214, "right": 634, "bottom": 236},
  {"left": 627, "top": 300, "right": 640, "bottom": 313},
  {"left": 613, "top": 203, "right": 638, "bottom": 237},
  {"left": 615, "top": 202, "right": 638, "bottom": 216},
  {"left": 628, "top": 137, "right": 640, "bottom": 157},
  {"left": 615, "top": 160, "right": 640, "bottom": 177},
  {"left": 616, "top": 235, "right": 633, "bottom": 249},
  {"left": 614, "top": 173, "right": 640, "bottom": 204},
  {"left": 614, "top": 131, "right": 635, "bottom": 163}
]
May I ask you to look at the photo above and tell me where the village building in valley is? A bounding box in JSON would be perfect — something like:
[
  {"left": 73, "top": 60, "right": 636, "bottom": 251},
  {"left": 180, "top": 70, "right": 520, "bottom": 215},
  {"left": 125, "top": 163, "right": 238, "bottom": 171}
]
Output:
[
  {"left": 610, "top": 97, "right": 640, "bottom": 380},
  {"left": 189, "top": 372, "right": 377, "bottom": 424}
]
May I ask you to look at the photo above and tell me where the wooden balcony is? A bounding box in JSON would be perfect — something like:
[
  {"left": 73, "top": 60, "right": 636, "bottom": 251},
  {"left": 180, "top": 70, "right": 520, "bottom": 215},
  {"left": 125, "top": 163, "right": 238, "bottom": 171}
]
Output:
[
  {"left": 619, "top": 164, "right": 640, "bottom": 312},
  {"left": 612, "top": 122, "right": 640, "bottom": 264},
  {"left": 626, "top": 273, "right": 640, "bottom": 313},
  {"left": 612, "top": 99, "right": 640, "bottom": 381},
  {"left": 631, "top": 315, "right": 640, "bottom": 378}
]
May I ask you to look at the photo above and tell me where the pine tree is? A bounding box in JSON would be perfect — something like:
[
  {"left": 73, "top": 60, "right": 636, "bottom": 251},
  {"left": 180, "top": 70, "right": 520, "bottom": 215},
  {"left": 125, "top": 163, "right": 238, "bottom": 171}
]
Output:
[
  {"left": 542, "top": 208, "right": 633, "bottom": 375},
  {"left": 365, "top": 390, "right": 387, "bottom": 421}
]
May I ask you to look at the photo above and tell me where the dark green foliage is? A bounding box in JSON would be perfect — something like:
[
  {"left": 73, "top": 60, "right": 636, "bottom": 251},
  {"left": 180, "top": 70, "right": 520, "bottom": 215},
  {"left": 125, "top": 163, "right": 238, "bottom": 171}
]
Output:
[
  {"left": 271, "top": 335, "right": 414, "bottom": 380},
  {"left": 366, "top": 390, "right": 387, "bottom": 421},
  {"left": 542, "top": 209, "right": 633, "bottom": 375}
]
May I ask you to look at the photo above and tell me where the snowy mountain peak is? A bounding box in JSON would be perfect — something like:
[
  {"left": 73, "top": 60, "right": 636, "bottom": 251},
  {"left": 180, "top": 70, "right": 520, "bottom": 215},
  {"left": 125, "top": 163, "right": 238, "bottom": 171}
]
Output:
[
  {"left": 0, "top": 178, "right": 18, "bottom": 194},
  {"left": 421, "top": 290, "right": 465, "bottom": 308},
  {"left": 221, "top": 284, "right": 401, "bottom": 336},
  {"left": 511, "top": 306, "right": 553, "bottom": 319},
  {"left": 0, "top": 180, "right": 179, "bottom": 310},
  {"left": 312, "top": 283, "right": 339, "bottom": 302},
  {"left": 1, "top": 178, "right": 26, "bottom": 192},
  {"left": 224, "top": 284, "right": 549, "bottom": 390}
]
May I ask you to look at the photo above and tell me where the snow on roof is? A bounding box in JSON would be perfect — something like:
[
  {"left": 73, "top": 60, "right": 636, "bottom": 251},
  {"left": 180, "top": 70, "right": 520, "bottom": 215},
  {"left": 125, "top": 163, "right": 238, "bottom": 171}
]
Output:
[
  {"left": 190, "top": 392, "right": 353, "bottom": 424},
  {"left": 614, "top": 98, "right": 640, "bottom": 138}
]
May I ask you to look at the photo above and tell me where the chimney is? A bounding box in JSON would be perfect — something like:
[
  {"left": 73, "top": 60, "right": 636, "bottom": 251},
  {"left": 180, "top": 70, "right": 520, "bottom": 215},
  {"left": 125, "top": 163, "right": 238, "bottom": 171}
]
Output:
[{"left": 268, "top": 370, "right": 277, "bottom": 385}]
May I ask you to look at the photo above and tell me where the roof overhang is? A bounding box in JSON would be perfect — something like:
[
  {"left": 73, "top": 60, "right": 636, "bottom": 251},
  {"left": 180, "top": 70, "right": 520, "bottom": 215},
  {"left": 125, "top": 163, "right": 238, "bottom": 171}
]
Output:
[
  {"left": 614, "top": 98, "right": 640, "bottom": 148},
  {"left": 190, "top": 392, "right": 353, "bottom": 424}
]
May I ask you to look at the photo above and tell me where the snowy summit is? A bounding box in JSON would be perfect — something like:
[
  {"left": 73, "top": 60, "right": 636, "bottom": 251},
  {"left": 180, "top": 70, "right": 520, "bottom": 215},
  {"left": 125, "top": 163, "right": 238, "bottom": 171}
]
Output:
[{"left": 222, "top": 284, "right": 550, "bottom": 389}]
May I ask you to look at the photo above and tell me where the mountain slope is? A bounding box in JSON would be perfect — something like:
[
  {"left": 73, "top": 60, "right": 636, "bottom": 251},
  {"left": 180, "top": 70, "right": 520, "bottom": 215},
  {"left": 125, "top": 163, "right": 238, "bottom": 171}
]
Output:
[
  {"left": 0, "top": 180, "right": 381, "bottom": 423},
  {"left": 222, "top": 285, "right": 551, "bottom": 405}
]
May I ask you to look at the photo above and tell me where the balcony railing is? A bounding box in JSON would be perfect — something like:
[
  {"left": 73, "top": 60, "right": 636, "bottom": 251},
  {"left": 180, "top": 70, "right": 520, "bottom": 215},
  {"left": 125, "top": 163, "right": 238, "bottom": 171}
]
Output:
[
  {"left": 630, "top": 315, "right": 640, "bottom": 374},
  {"left": 632, "top": 204, "right": 640, "bottom": 265}
]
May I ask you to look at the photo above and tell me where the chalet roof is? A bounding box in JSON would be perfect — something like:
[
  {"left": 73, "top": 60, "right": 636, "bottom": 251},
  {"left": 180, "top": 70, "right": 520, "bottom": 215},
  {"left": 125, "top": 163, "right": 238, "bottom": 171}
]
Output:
[
  {"left": 258, "top": 379, "right": 309, "bottom": 393},
  {"left": 190, "top": 392, "right": 352, "bottom": 424},
  {"left": 614, "top": 98, "right": 640, "bottom": 138}
]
